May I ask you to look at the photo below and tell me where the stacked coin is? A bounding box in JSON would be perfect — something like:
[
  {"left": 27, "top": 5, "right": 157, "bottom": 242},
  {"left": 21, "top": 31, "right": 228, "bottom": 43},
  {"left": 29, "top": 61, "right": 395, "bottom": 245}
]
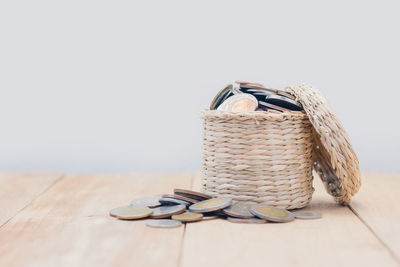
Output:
[
  {"left": 109, "top": 188, "right": 321, "bottom": 228},
  {"left": 210, "top": 81, "right": 303, "bottom": 112}
]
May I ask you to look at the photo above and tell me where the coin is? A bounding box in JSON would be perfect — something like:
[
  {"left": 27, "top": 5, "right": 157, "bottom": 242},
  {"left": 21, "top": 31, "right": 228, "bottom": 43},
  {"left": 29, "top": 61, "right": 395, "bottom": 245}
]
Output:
[
  {"left": 250, "top": 204, "right": 294, "bottom": 223},
  {"left": 109, "top": 205, "right": 130, "bottom": 217},
  {"left": 172, "top": 194, "right": 199, "bottom": 204},
  {"left": 150, "top": 204, "right": 186, "bottom": 219},
  {"left": 276, "top": 90, "right": 296, "bottom": 100},
  {"left": 223, "top": 202, "right": 254, "bottom": 218},
  {"left": 130, "top": 195, "right": 161, "bottom": 208},
  {"left": 292, "top": 211, "right": 322, "bottom": 220},
  {"left": 189, "top": 198, "right": 232, "bottom": 213},
  {"left": 241, "top": 87, "right": 275, "bottom": 95},
  {"left": 235, "top": 81, "right": 264, "bottom": 88},
  {"left": 227, "top": 217, "right": 267, "bottom": 224},
  {"left": 111, "top": 205, "right": 153, "bottom": 220},
  {"left": 258, "top": 101, "right": 292, "bottom": 112},
  {"left": 172, "top": 212, "right": 203, "bottom": 222},
  {"left": 217, "top": 94, "right": 258, "bottom": 112},
  {"left": 159, "top": 197, "right": 191, "bottom": 206},
  {"left": 241, "top": 87, "right": 296, "bottom": 100},
  {"left": 146, "top": 219, "right": 182, "bottom": 228},
  {"left": 210, "top": 84, "right": 233, "bottom": 110},
  {"left": 264, "top": 94, "right": 302, "bottom": 111},
  {"left": 162, "top": 194, "right": 198, "bottom": 204},
  {"left": 174, "top": 189, "right": 212, "bottom": 201}
]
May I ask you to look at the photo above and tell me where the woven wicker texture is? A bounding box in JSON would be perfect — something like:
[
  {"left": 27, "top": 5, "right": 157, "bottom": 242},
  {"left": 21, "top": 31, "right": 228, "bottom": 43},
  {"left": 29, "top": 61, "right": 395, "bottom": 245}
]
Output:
[
  {"left": 201, "top": 110, "right": 314, "bottom": 209},
  {"left": 285, "top": 84, "right": 361, "bottom": 204}
]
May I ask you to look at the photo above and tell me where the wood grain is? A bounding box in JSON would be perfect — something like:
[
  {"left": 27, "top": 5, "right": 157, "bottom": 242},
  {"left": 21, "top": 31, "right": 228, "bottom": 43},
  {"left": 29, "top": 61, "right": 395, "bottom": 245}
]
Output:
[
  {"left": 350, "top": 173, "right": 400, "bottom": 263},
  {"left": 0, "top": 173, "right": 192, "bottom": 267},
  {"left": 0, "top": 172, "right": 63, "bottom": 226},
  {"left": 180, "top": 173, "right": 399, "bottom": 267}
]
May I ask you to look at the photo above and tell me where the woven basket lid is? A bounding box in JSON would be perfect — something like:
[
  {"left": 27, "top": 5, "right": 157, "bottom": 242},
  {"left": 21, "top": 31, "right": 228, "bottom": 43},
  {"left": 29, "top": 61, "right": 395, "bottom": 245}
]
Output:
[{"left": 285, "top": 84, "right": 361, "bottom": 204}]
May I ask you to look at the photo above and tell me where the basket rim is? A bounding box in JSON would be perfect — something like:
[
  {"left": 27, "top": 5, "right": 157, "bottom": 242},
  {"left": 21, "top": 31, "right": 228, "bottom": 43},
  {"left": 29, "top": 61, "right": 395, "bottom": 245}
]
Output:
[{"left": 201, "top": 109, "right": 308, "bottom": 121}]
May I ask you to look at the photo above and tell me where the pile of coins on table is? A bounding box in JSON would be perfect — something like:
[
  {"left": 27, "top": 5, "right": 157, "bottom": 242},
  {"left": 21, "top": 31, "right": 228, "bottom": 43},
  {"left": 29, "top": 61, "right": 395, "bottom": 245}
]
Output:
[
  {"left": 210, "top": 81, "right": 303, "bottom": 112},
  {"left": 109, "top": 189, "right": 321, "bottom": 228}
]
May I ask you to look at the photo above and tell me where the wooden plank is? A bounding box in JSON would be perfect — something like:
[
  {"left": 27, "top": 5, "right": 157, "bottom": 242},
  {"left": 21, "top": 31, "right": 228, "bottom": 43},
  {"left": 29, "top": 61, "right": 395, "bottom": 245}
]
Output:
[
  {"left": 350, "top": 173, "right": 400, "bottom": 263},
  {"left": 180, "top": 172, "right": 399, "bottom": 267},
  {"left": 0, "top": 172, "right": 63, "bottom": 227},
  {"left": 0, "top": 173, "right": 192, "bottom": 267}
]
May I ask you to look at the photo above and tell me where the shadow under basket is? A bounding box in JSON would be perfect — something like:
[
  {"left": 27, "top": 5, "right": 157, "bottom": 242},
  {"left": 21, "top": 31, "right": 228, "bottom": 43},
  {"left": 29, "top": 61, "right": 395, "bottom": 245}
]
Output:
[{"left": 201, "top": 109, "right": 314, "bottom": 210}]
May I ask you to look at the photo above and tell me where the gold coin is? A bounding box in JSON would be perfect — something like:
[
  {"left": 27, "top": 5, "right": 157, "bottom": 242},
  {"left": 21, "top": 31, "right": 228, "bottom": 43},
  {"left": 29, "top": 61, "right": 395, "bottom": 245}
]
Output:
[
  {"left": 172, "top": 212, "right": 203, "bottom": 222},
  {"left": 150, "top": 204, "right": 186, "bottom": 219},
  {"left": 250, "top": 204, "right": 294, "bottom": 223},
  {"left": 189, "top": 198, "right": 232, "bottom": 213},
  {"left": 112, "top": 205, "right": 153, "bottom": 220}
]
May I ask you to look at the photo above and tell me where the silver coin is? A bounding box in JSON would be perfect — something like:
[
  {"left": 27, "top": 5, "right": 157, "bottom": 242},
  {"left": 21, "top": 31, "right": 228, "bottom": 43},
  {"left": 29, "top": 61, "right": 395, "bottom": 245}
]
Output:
[
  {"left": 150, "top": 204, "right": 186, "bottom": 219},
  {"left": 264, "top": 94, "right": 302, "bottom": 111},
  {"left": 109, "top": 205, "right": 131, "bottom": 217},
  {"left": 292, "top": 211, "right": 322, "bottom": 220},
  {"left": 250, "top": 204, "right": 295, "bottom": 223},
  {"left": 159, "top": 197, "right": 191, "bottom": 206},
  {"left": 227, "top": 217, "right": 267, "bottom": 224},
  {"left": 146, "top": 219, "right": 182, "bottom": 228},
  {"left": 259, "top": 101, "right": 292, "bottom": 112},
  {"left": 174, "top": 189, "right": 212, "bottom": 201},
  {"left": 210, "top": 84, "right": 233, "bottom": 110},
  {"left": 162, "top": 194, "right": 198, "bottom": 204},
  {"left": 189, "top": 198, "right": 232, "bottom": 213},
  {"left": 223, "top": 202, "right": 254, "bottom": 218},
  {"left": 243, "top": 88, "right": 274, "bottom": 96},
  {"left": 130, "top": 195, "right": 161, "bottom": 208}
]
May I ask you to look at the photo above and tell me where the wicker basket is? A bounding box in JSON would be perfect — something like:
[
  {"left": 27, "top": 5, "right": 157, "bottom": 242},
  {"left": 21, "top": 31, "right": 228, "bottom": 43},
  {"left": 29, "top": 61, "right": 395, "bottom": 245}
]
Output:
[{"left": 201, "top": 109, "right": 314, "bottom": 210}]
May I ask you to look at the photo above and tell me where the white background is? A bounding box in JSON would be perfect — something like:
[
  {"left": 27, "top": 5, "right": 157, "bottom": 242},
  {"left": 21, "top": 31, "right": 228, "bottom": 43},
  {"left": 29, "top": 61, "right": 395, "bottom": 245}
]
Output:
[{"left": 1, "top": 0, "right": 399, "bottom": 174}]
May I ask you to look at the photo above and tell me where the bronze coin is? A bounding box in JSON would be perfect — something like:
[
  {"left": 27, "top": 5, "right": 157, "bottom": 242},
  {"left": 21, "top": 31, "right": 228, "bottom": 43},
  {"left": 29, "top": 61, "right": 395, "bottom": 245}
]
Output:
[
  {"left": 174, "top": 189, "right": 212, "bottom": 201},
  {"left": 150, "top": 204, "right": 186, "bottom": 219}
]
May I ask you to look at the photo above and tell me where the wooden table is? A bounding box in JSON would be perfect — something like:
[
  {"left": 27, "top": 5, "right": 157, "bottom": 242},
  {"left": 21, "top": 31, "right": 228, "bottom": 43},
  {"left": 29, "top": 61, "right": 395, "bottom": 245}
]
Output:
[{"left": 0, "top": 172, "right": 399, "bottom": 267}]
